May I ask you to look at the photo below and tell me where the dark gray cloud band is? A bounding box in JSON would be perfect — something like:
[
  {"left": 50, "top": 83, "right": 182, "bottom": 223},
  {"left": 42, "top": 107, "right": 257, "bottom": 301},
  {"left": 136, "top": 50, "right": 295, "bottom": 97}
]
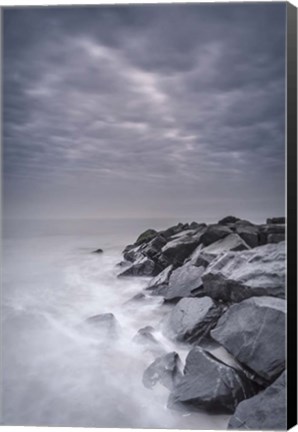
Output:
[{"left": 3, "top": 3, "right": 286, "bottom": 221}]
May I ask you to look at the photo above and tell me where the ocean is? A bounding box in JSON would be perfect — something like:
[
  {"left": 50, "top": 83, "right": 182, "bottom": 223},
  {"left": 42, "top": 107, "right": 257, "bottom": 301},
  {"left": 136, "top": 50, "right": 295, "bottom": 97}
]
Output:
[{"left": 1, "top": 218, "right": 230, "bottom": 429}]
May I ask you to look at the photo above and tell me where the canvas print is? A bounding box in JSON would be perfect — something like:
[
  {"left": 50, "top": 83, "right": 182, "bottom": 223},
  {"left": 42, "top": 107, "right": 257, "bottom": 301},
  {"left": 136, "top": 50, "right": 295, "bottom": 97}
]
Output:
[{"left": 2, "top": 2, "right": 289, "bottom": 430}]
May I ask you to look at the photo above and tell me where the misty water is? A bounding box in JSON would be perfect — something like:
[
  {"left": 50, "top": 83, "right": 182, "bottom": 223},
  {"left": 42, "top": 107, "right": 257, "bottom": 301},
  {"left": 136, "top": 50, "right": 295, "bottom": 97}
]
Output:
[{"left": 2, "top": 218, "right": 230, "bottom": 429}]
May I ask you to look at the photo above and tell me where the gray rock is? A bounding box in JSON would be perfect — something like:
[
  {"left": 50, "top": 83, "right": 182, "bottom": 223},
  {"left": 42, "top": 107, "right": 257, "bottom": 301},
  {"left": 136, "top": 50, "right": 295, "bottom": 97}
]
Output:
[
  {"left": 118, "top": 256, "right": 158, "bottom": 277},
  {"left": 211, "top": 296, "right": 286, "bottom": 382},
  {"left": 140, "top": 234, "right": 167, "bottom": 259},
  {"left": 164, "top": 262, "right": 205, "bottom": 301},
  {"left": 160, "top": 223, "right": 191, "bottom": 239},
  {"left": 146, "top": 265, "right": 174, "bottom": 291},
  {"left": 189, "top": 245, "right": 215, "bottom": 268},
  {"left": 266, "top": 217, "right": 286, "bottom": 225},
  {"left": 203, "top": 233, "right": 250, "bottom": 254},
  {"left": 83, "top": 313, "right": 119, "bottom": 338},
  {"left": 135, "top": 229, "right": 158, "bottom": 246},
  {"left": 160, "top": 227, "right": 206, "bottom": 266},
  {"left": 200, "top": 224, "right": 233, "bottom": 247},
  {"left": 170, "top": 347, "right": 258, "bottom": 412},
  {"left": 235, "top": 224, "right": 259, "bottom": 248},
  {"left": 163, "top": 297, "right": 223, "bottom": 343},
  {"left": 202, "top": 242, "right": 286, "bottom": 302},
  {"left": 228, "top": 371, "right": 286, "bottom": 430},
  {"left": 218, "top": 216, "right": 241, "bottom": 225},
  {"left": 143, "top": 352, "right": 183, "bottom": 390},
  {"left": 133, "top": 326, "right": 159, "bottom": 346},
  {"left": 93, "top": 248, "right": 103, "bottom": 254},
  {"left": 123, "top": 244, "right": 142, "bottom": 263},
  {"left": 267, "top": 233, "right": 285, "bottom": 244}
]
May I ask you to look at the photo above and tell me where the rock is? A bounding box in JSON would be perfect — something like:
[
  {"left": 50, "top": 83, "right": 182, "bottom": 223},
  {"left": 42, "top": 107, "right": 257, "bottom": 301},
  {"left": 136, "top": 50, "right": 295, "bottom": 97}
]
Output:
[
  {"left": 146, "top": 265, "right": 174, "bottom": 291},
  {"left": 93, "top": 248, "right": 103, "bottom": 254},
  {"left": 200, "top": 224, "right": 233, "bottom": 247},
  {"left": 118, "top": 256, "right": 159, "bottom": 277},
  {"left": 211, "top": 296, "right": 286, "bottom": 382},
  {"left": 170, "top": 347, "right": 258, "bottom": 412},
  {"left": 83, "top": 313, "right": 119, "bottom": 338},
  {"left": 189, "top": 221, "right": 201, "bottom": 229},
  {"left": 163, "top": 297, "right": 223, "bottom": 343},
  {"left": 218, "top": 216, "right": 241, "bottom": 225},
  {"left": 140, "top": 234, "right": 167, "bottom": 259},
  {"left": 163, "top": 262, "right": 205, "bottom": 301},
  {"left": 266, "top": 217, "right": 286, "bottom": 225},
  {"left": 189, "top": 245, "right": 215, "bottom": 268},
  {"left": 160, "top": 227, "right": 206, "bottom": 266},
  {"left": 160, "top": 223, "right": 191, "bottom": 239},
  {"left": 202, "top": 242, "right": 285, "bottom": 302},
  {"left": 267, "top": 233, "right": 285, "bottom": 243},
  {"left": 143, "top": 352, "right": 183, "bottom": 391},
  {"left": 203, "top": 233, "right": 250, "bottom": 254},
  {"left": 123, "top": 245, "right": 142, "bottom": 263},
  {"left": 235, "top": 219, "right": 255, "bottom": 227},
  {"left": 228, "top": 371, "right": 286, "bottom": 430},
  {"left": 135, "top": 229, "right": 158, "bottom": 246},
  {"left": 235, "top": 224, "right": 259, "bottom": 248},
  {"left": 133, "top": 326, "right": 161, "bottom": 348}
]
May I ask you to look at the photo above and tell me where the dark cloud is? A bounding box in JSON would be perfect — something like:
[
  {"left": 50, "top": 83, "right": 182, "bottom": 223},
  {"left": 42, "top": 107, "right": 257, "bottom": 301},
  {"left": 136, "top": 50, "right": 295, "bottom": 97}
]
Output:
[{"left": 3, "top": 3, "right": 286, "bottom": 221}]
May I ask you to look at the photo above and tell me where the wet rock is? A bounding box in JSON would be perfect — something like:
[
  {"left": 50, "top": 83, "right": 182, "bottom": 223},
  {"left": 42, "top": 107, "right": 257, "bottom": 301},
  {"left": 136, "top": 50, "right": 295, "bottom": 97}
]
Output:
[
  {"left": 118, "top": 256, "right": 159, "bottom": 277},
  {"left": 170, "top": 347, "right": 258, "bottom": 412},
  {"left": 163, "top": 262, "right": 205, "bottom": 301},
  {"left": 160, "top": 223, "right": 191, "bottom": 240},
  {"left": 146, "top": 265, "right": 174, "bottom": 291},
  {"left": 259, "top": 224, "right": 285, "bottom": 245},
  {"left": 211, "top": 296, "right": 286, "bottom": 382},
  {"left": 140, "top": 234, "right": 167, "bottom": 259},
  {"left": 133, "top": 326, "right": 160, "bottom": 347},
  {"left": 228, "top": 371, "right": 286, "bottom": 430},
  {"left": 83, "top": 313, "right": 119, "bottom": 338},
  {"left": 143, "top": 352, "right": 183, "bottom": 391},
  {"left": 202, "top": 242, "right": 285, "bottom": 302},
  {"left": 218, "top": 216, "right": 240, "bottom": 225},
  {"left": 123, "top": 245, "right": 142, "bottom": 263},
  {"left": 189, "top": 245, "right": 214, "bottom": 268},
  {"left": 200, "top": 224, "right": 232, "bottom": 247},
  {"left": 163, "top": 297, "right": 223, "bottom": 343},
  {"left": 203, "top": 233, "right": 250, "bottom": 254},
  {"left": 235, "top": 224, "right": 259, "bottom": 248},
  {"left": 135, "top": 229, "right": 158, "bottom": 246},
  {"left": 93, "top": 248, "right": 103, "bottom": 254},
  {"left": 267, "top": 233, "right": 285, "bottom": 243},
  {"left": 160, "top": 227, "right": 206, "bottom": 267}
]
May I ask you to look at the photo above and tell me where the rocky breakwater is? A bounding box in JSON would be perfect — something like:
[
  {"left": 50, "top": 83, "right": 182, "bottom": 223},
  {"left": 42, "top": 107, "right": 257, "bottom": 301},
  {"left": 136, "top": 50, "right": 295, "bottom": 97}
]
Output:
[{"left": 115, "top": 216, "right": 287, "bottom": 429}]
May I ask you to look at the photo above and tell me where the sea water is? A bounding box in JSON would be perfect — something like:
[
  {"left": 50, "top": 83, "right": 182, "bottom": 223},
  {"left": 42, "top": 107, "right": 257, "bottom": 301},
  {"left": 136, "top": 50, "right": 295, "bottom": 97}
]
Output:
[{"left": 1, "top": 218, "right": 230, "bottom": 429}]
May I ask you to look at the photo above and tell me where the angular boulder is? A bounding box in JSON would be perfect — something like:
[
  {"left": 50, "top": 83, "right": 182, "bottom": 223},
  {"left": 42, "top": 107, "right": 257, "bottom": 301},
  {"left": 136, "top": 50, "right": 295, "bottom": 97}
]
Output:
[
  {"left": 160, "top": 227, "right": 206, "bottom": 266},
  {"left": 170, "top": 347, "right": 258, "bottom": 412},
  {"left": 163, "top": 297, "right": 223, "bottom": 343},
  {"left": 202, "top": 242, "right": 286, "bottom": 302},
  {"left": 228, "top": 371, "right": 286, "bottom": 430},
  {"left": 135, "top": 229, "right": 158, "bottom": 246},
  {"left": 211, "top": 296, "right": 286, "bottom": 382},
  {"left": 235, "top": 224, "right": 259, "bottom": 248},
  {"left": 163, "top": 262, "right": 205, "bottom": 301},
  {"left": 218, "top": 216, "right": 240, "bottom": 225},
  {"left": 146, "top": 265, "right": 174, "bottom": 291},
  {"left": 160, "top": 223, "right": 191, "bottom": 240},
  {"left": 200, "top": 224, "right": 233, "bottom": 247},
  {"left": 143, "top": 352, "right": 183, "bottom": 391},
  {"left": 203, "top": 233, "right": 250, "bottom": 254},
  {"left": 118, "top": 256, "right": 159, "bottom": 277}
]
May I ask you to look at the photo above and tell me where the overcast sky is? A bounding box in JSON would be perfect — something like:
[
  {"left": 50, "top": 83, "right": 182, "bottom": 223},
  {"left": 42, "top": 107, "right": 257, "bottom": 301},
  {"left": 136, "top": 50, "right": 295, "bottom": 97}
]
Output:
[{"left": 3, "top": 3, "right": 286, "bottom": 223}]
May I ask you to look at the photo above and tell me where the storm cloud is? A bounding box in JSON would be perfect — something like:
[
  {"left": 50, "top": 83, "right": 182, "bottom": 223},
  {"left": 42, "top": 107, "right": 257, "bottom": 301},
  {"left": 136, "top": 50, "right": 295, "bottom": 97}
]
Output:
[{"left": 3, "top": 3, "right": 286, "bottom": 222}]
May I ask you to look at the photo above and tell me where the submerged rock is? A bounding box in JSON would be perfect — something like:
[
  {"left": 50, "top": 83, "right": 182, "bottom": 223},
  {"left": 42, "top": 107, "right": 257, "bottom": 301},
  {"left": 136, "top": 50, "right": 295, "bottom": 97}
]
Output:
[
  {"left": 163, "top": 262, "right": 205, "bottom": 301},
  {"left": 170, "top": 347, "right": 258, "bottom": 412},
  {"left": 211, "top": 296, "right": 286, "bottom": 382},
  {"left": 83, "top": 313, "right": 119, "bottom": 338},
  {"left": 143, "top": 352, "right": 183, "bottom": 391},
  {"left": 163, "top": 297, "right": 223, "bottom": 343},
  {"left": 93, "top": 248, "right": 104, "bottom": 254},
  {"left": 202, "top": 242, "right": 286, "bottom": 302},
  {"left": 228, "top": 371, "right": 286, "bottom": 430}
]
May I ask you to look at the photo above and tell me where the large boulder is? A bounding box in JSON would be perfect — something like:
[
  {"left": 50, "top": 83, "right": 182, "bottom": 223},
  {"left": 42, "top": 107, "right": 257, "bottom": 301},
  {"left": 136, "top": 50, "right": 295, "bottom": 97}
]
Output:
[
  {"left": 170, "top": 347, "right": 258, "bottom": 412},
  {"left": 211, "top": 296, "right": 286, "bottom": 382},
  {"left": 160, "top": 227, "right": 206, "bottom": 267},
  {"left": 202, "top": 242, "right": 286, "bottom": 302},
  {"left": 146, "top": 265, "right": 174, "bottom": 291},
  {"left": 160, "top": 223, "right": 191, "bottom": 239},
  {"left": 135, "top": 229, "right": 158, "bottom": 246},
  {"left": 259, "top": 223, "right": 285, "bottom": 245},
  {"left": 163, "top": 297, "right": 223, "bottom": 343},
  {"left": 228, "top": 371, "right": 286, "bottom": 430},
  {"left": 118, "top": 256, "right": 159, "bottom": 277},
  {"left": 143, "top": 352, "right": 183, "bottom": 391},
  {"left": 218, "top": 216, "right": 241, "bottom": 225},
  {"left": 235, "top": 224, "right": 259, "bottom": 248},
  {"left": 163, "top": 262, "right": 205, "bottom": 301},
  {"left": 200, "top": 224, "right": 233, "bottom": 247},
  {"left": 203, "top": 233, "right": 250, "bottom": 254}
]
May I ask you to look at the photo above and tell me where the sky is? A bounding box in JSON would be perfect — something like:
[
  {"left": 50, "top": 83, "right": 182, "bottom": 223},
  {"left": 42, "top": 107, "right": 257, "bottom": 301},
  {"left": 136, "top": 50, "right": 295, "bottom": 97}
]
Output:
[{"left": 3, "top": 3, "right": 286, "bottom": 223}]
